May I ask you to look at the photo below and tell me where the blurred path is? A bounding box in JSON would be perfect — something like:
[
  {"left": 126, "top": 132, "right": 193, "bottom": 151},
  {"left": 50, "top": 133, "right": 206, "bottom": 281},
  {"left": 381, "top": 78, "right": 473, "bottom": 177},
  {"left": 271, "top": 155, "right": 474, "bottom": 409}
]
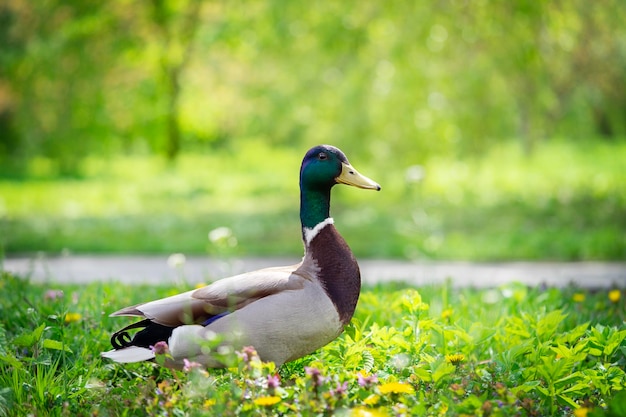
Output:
[{"left": 4, "top": 255, "right": 625, "bottom": 289}]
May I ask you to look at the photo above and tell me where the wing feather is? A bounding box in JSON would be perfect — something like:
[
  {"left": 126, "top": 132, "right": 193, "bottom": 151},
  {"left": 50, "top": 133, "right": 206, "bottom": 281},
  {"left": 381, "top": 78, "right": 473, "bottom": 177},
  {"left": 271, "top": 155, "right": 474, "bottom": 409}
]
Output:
[{"left": 109, "top": 263, "right": 305, "bottom": 327}]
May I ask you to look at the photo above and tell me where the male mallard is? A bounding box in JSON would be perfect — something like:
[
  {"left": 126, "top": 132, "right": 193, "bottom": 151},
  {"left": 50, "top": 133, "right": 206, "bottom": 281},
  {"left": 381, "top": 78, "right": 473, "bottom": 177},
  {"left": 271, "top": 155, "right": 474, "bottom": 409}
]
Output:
[{"left": 101, "top": 145, "right": 380, "bottom": 367}]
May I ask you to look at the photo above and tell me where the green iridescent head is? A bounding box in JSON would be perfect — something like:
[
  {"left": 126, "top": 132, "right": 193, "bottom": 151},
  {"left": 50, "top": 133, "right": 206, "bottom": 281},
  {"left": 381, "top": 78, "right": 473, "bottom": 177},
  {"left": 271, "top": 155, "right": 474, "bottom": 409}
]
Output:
[{"left": 299, "top": 145, "right": 380, "bottom": 229}]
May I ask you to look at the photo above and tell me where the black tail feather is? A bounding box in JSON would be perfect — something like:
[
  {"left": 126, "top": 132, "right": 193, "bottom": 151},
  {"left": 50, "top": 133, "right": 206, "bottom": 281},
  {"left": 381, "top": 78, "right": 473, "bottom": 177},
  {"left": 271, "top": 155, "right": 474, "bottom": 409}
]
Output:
[{"left": 110, "top": 319, "right": 174, "bottom": 350}]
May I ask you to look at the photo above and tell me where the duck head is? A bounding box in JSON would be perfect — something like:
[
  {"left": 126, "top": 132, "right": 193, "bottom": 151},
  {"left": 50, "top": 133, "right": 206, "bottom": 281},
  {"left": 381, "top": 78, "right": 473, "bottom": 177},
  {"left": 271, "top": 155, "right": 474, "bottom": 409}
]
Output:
[{"left": 299, "top": 145, "right": 380, "bottom": 229}]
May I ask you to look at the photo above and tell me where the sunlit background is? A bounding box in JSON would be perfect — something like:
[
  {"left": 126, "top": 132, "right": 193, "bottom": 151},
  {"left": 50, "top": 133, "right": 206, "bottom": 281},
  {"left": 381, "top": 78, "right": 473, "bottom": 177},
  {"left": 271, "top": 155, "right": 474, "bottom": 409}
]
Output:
[{"left": 1, "top": 1, "right": 625, "bottom": 260}]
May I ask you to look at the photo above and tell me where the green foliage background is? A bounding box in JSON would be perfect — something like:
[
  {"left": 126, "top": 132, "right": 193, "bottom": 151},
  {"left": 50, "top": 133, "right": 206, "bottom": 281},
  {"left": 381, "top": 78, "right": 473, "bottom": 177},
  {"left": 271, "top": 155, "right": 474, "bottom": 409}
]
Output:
[
  {"left": 1, "top": 1, "right": 625, "bottom": 260},
  {"left": 1, "top": 0, "right": 626, "bottom": 169}
]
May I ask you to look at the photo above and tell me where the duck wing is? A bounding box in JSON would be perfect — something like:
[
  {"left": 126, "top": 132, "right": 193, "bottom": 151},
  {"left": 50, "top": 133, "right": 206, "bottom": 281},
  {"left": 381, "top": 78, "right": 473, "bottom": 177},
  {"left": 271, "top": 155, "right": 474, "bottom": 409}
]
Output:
[{"left": 110, "top": 263, "right": 307, "bottom": 327}]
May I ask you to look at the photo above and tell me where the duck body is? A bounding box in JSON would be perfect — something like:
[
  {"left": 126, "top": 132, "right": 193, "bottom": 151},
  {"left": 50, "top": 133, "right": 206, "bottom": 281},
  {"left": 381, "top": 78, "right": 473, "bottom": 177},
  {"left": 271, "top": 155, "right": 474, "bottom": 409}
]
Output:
[{"left": 102, "top": 145, "right": 380, "bottom": 368}]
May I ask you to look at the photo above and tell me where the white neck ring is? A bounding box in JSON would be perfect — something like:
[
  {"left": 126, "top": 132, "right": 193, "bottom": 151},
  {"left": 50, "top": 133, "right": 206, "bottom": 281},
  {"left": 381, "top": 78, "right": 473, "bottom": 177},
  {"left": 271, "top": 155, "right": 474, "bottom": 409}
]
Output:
[{"left": 303, "top": 217, "right": 334, "bottom": 246}]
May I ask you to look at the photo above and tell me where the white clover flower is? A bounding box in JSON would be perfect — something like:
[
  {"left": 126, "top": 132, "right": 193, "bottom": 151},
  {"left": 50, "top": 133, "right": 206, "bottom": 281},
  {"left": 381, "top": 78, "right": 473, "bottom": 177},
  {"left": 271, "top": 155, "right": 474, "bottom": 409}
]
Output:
[
  {"left": 208, "top": 226, "right": 232, "bottom": 242},
  {"left": 167, "top": 253, "right": 186, "bottom": 268},
  {"left": 208, "top": 226, "right": 237, "bottom": 247},
  {"left": 405, "top": 164, "right": 425, "bottom": 184}
]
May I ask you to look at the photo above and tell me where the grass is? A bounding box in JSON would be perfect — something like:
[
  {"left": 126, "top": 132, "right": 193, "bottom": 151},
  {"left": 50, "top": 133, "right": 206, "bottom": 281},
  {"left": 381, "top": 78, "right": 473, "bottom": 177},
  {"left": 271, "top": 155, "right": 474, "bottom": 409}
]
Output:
[
  {"left": 0, "top": 269, "right": 624, "bottom": 416},
  {"left": 2, "top": 140, "right": 624, "bottom": 415},
  {"left": 1, "top": 140, "right": 626, "bottom": 260}
]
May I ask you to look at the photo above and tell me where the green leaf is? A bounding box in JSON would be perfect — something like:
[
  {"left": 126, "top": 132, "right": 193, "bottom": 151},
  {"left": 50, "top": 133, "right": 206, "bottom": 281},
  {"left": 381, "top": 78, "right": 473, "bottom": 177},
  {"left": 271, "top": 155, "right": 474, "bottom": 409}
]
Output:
[
  {"left": 13, "top": 324, "right": 46, "bottom": 348},
  {"left": 361, "top": 349, "right": 374, "bottom": 373},
  {"left": 603, "top": 342, "right": 620, "bottom": 357},
  {"left": 561, "top": 382, "right": 591, "bottom": 395},
  {"left": 0, "top": 326, "right": 8, "bottom": 356},
  {"left": 534, "top": 385, "right": 549, "bottom": 397},
  {"left": 13, "top": 333, "right": 35, "bottom": 348},
  {"left": 459, "top": 395, "right": 483, "bottom": 410},
  {"left": 420, "top": 353, "right": 436, "bottom": 364},
  {"left": 604, "top": 329, "right": 626, "bottom": 355},
  {"left": 32, "top": 324, "right": 45, "bottom": 341},
  {"left": 557, "top": 394, "right": 579, "bottom": 408},
  {"left": 42, "top": 339, "right": 72, "bottom": 353},
  {"left": 555, "top": 371, "right": 584, "bottom": 387},
  {"left": 550, "top": 344, "right": 572, "bottom": 359},
  {"left": 536, "top": 310, "right": 566, "bottom": 340},
  {"left": 413, "top": 366, "right": 432, "bottom": 382},
  {"left": 588, "top": 347, "right": 603, "bottom": 356},
  {"left": 431, "top": 361, "right": 456, "bottom": 384},
  {"left": 0, "top": 353, "right": 23, "bottom": 369},
  {"left": 559, "top": 322, "right": 589, "bottom": 345},
  {"left": 511, "top": 380, "right": 540, "bottom": 395}
]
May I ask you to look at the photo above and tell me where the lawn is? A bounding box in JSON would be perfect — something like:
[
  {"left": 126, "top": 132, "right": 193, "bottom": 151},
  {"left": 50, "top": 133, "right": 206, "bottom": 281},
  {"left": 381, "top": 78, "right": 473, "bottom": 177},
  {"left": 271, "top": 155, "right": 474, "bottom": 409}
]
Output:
[
  {"left": 1, "top": 140, "right": 626, "bottom": 261},
  {"left": 0, "top": 270, "right": 624, "bottom": 416}
]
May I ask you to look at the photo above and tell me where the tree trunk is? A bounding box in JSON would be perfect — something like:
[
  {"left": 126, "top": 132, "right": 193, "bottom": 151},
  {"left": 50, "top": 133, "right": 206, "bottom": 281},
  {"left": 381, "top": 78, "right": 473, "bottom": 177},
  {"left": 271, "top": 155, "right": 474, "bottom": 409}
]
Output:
[
  {"left": 165, "top": 66, "right": 181, "bottom": 161},
  {"left": 151, "top": 0, "right": 203, "bottom": 161}
]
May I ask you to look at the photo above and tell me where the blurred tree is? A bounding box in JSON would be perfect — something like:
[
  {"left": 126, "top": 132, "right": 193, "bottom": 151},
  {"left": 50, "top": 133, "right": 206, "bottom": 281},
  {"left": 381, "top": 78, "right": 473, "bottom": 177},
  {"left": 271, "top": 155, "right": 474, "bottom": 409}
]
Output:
[
  {"left": 148, "top": 0, "right": 204, "bottom": 160},
  {"left": 565, "top": 1, "right": 626, "bottom": 138},
  {"left": 1, "top": 0, "right": 625, "bottom": 171},
  {"left": 0, "top": 4, "right": 21, "bottom": 164},
  {"left": 0, "top": 1, "right": 126, "bottom": 174}
]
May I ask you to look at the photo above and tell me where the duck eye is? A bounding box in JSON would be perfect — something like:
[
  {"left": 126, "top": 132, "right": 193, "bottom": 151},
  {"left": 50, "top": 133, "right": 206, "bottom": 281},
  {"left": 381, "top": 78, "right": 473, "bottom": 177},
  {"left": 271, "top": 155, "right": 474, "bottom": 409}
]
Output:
[{"left": 318, "top": 152, "right": 328, "bottom": 160}]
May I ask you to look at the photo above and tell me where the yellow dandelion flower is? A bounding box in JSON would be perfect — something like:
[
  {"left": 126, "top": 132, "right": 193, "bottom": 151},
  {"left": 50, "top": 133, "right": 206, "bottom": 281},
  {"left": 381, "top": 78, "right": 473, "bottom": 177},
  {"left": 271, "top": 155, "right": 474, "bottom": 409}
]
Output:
[
  {"left": 64, "top": 312, "right": 82, "bottom": 324},
  {"left": 195, "top": 282, "right": 207, "bottom": 289},
  {"left": 608, "top": 289, "right": 621, "bottom": 303},
  {"left": 350, "top": 407, "right": 388, "bottom": 417},
  {"left": 378, "top": 382, "right": 414, "bottom": 395},
  {"left": 445, "top": 353, "right": 465, "bottom": 365},
  {"left": 441, "top": 308, "right": 453, "bottom": 319},
  {"left": 573, "top": 293, "right": 586, "bottom": 303},
  {"left": 363, "top": 394, "right": 380, "bottom": 406},
  {"left": 157, "top": 380, "right": 170, "bottom": 391},
  {"left": 573, "top": 407, "right": 589, "bottom": 417},
  {"left": 203, "top": 399, "right": 216, "bottom": 408},
  {"left": 253, "top": 396, "right": 281, "bottom": 406}
]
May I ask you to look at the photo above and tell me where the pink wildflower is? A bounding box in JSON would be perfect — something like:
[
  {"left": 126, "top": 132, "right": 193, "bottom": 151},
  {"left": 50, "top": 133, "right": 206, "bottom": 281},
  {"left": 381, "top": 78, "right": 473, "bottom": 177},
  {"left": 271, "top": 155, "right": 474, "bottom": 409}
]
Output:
[
  {"left": 183, "top": 358, "right": 203, "bottom": 372},
  {"left": 305, "top": 366, "right": 326, "bottom": 387},
  {"left": 330, "top": 381, "right": 349, "bottom": 397},
  {"left": 44, "top": 290, "right": 64, "bottom": 301},
  {"left": 267, "top": 374, "right": 281, "bottom": 390},
  {"left": 238, "top": 346, "right": 258, "bottom": 363},
  {"left": 150, "top": 341, "right": 169, "bottom": 355},
  {"left": 357, "top": 371, "right": 378, "bottom": 388}
]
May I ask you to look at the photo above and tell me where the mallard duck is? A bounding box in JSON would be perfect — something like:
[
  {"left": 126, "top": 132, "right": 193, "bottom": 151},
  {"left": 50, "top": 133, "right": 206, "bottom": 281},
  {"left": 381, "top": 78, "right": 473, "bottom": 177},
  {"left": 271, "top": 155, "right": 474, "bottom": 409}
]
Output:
[{"left": 101, "top": 145, "right": 380, "bottom": 368}]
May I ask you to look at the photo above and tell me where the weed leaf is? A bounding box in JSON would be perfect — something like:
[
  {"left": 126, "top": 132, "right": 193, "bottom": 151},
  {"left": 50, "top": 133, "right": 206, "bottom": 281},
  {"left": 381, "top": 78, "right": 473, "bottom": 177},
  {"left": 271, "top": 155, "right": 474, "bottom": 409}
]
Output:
[
  {"left": 13, "top": 323, "right": 46, "bottom": 349},
  {"left": 42, "top": 339, "right": 72, "bottom": 353},
  {"left": 0, "top": 354, "right": 23, "bottom": 369}
]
